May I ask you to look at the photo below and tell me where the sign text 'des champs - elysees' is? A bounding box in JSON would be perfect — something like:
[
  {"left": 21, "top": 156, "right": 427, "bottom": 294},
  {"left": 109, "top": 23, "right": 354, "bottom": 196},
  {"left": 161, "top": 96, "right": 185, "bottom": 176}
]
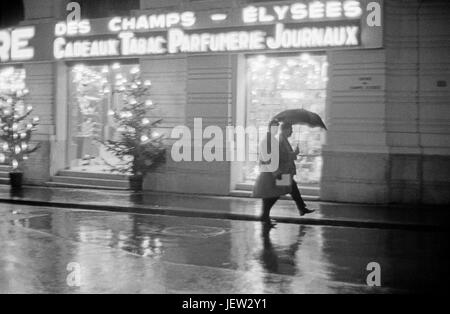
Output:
[{"left": 0, "top": 0, "right": 383, "bottom": 63}]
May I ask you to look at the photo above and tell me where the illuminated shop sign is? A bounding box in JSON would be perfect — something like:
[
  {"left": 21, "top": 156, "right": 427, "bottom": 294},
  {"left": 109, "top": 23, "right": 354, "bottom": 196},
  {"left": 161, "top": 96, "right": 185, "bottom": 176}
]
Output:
[
  {"left": 241, "top": 0, "right": 363, "bottom": 22},
  {"left": 0, "top": 27, "right": 35, "bottom": 62},
  {"left": 108, "top": 12, "right": 197, "bottom": 32},
  {"left": 53, "top": 23, "right": 361, "bottom": 59},
  {"left": 0, "top": 0, "right": 383, "bottom": 63}
]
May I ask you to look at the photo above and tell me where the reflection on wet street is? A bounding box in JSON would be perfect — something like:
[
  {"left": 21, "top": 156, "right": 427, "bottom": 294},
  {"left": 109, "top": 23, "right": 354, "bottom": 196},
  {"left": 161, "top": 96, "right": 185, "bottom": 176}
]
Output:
[{"left": 0, "top": 203, "right": 448, "bottom": 293}]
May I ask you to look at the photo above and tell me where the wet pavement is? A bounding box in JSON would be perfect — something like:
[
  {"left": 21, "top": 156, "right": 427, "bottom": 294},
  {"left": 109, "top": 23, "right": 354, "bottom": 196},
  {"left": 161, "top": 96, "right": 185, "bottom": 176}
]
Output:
[
  {"left": 1, "top": 203, "right": 449, "bottom": 294},
  {"left": 1, "top": 186, "right": 449, "bottom": 230}
]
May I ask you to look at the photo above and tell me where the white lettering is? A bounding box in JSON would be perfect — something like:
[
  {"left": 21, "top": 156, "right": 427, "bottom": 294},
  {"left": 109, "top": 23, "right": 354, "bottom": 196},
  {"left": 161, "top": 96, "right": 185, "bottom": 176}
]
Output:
[
  {"left": 167, "top": 28, "right": 183, "bottom": 53},
  {"left": 121, "top": 17, "right": 136, "bottom": 31},
  {"left": 203, "top": 125, "right": 223, "bottom": 162},
  {"left": 244, "top": 1, "right": 363, "bottom": 22},
  {"left": 243, "top": 6, "right": 258, "bottom": 23},
  {"left": 0, "top": 30, "right": 11, "bottom": 62},
  {"left": 54, "top": 20, "right": 91, "bottom": 36},
  {"left": 345, "top": 26, "right": 359, "bottom": 45},
  {"left": 78, "top": 20, "right": 91, "bottom": 34},
  {"left": 53, "top": 37, "right": 66, "bottom": 59},
  {"left": 367, "top": 2, "right": 382, "bottom": 27},
  {"left": 309, "top": 1, "right": 325, "bottom": 19},
  {"left": 344, "top": 0, "right": 363, "bottom": 18},
  {"left": 181, "top": 11, "right": 196, "bottom": 27},
  {"left": 11, "top": 27, "right": 35, "bottom": 61},
  {"left": 119, "top": 32, "right": 134, "bottom": 55},
  {"left": 258, "top": 7, "right": 275, "bottom": 22},
  {"left": 66, "top": 2, "right": 81, "bottom": 22},
  {"left": 109, "top": 12, "right": 196, "bottom": 32},
  {"left": 267, "top": 23, "right": 359, "bottom": 49},
  {"left": 326, "top": 1, "right": 343, "bottom": 18},
  {"left": 291, "top": 3, "right": 308, "bottom": 20},
  {"left": 53, "top": 37, "right": 120, "bottom": 59},
  {"left": 136, "top": 15, "right": 149, "bottom": 30},
  {"left": 108, "top": 17, "right": 122, "bottom": 32},
  {"left": 149, "top": 14, "right": 166, "bottom": 29},
  {"left": 166, "top": 13, "right": 180, "bottom": 28},
  {"left": 55, "top": 22, "right": 67, "bottom": 36},
  {"left": 273, "top": 5, "right": 290, "bottom": 21},
  {"left": 168, "top": 28, "right": 267, "bottom": 53}
]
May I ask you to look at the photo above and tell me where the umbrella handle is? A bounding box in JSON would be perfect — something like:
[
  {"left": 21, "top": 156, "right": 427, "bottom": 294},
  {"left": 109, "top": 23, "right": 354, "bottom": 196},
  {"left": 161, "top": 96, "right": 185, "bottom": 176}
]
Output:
[{"left": 268, "top": 119, "right": 279, "bottom": 129}]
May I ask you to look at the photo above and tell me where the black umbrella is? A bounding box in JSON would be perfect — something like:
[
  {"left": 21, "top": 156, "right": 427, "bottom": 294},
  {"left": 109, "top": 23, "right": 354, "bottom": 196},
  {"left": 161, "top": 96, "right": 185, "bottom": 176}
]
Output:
[{"left": 270, "top": 109, "right": 327, "bottom": 130}]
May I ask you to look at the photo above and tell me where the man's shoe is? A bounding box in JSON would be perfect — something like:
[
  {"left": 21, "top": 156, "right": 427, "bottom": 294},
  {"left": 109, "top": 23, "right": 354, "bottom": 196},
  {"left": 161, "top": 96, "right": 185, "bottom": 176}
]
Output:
[{"left": 299, "top": 207, "right": 315, "bottom": 216}]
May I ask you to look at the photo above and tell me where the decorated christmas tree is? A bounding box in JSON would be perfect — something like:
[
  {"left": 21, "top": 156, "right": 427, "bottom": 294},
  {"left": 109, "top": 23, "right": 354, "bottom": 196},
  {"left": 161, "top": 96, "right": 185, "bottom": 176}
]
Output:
[
  {"left": 100, "top": 64, "right": 165, "bottom": 178},
  {"left": 0, "top": 88, "right": 40, "bottom": 171}
]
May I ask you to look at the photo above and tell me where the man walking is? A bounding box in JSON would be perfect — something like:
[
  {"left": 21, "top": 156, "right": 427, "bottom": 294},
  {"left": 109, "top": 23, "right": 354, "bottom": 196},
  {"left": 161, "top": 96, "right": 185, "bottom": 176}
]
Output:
[{"left": 253, "top": 122, "right": 315, "bottom": 225}]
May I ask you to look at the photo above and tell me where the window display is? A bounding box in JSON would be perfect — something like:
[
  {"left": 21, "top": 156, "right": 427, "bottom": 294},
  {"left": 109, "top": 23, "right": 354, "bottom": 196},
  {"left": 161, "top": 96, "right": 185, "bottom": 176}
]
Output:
[
  {"left": 0, "top": 66, "right": 26, "bottom": 94},
  {"left": 0, "top": 66, "right": 27, "bottom": 165},
  {"left": 68, "top": 62, "right": 138, "bottom": 172},
  {"left": 245, "top": 53, "right": 327, "bottom": 185}
]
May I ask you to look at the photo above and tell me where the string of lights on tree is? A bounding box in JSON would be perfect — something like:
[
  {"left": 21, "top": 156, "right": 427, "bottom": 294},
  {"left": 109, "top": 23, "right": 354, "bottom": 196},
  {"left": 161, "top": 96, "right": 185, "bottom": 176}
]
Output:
[
  {"left": 72, "top": 62, "right": 165, "bottom": 175},
  {"left": 71, "top": 64, "right": 109, "bottom": 142},
  {"left": 0, "top": 67, "right": 40, "bottom": 170}
]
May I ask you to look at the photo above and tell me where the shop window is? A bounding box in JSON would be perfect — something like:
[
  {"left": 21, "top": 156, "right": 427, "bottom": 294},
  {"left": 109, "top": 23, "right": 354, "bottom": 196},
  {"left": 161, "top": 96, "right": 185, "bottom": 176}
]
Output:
[
  {"left": 0, "top": 66, "right": 26, "bottom": 93},
  {"left": 78, "top": 0, "right": 140, "bottom": 19},
  {"left": 0, "top": 66, "right": 26, "bottom": 165},
  {"left": 67, "top": 62, "right": 138, "bottom": 172},
  {"left": 244, "top": 53, "right": 328, "bottom": 185}
]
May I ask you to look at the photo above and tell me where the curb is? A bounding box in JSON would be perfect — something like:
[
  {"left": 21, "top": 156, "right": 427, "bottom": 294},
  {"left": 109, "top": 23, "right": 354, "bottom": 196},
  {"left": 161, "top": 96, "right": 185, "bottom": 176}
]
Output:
[{"left": 0, "top": 198, "right": 448, "bottom": 232}]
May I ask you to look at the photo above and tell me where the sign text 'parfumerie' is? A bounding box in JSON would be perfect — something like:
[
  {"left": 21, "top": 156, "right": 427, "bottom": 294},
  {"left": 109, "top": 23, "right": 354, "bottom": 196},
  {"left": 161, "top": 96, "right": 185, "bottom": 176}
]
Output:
[{"left": 0, "top": 0, "right": 383, "bottom": 63}]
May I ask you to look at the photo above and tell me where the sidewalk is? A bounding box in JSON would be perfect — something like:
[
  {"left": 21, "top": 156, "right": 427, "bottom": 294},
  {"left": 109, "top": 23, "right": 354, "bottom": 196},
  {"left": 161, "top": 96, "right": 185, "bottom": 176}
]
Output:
[{"left": 0, "top": 185, "right": 448, "bottom": 231}]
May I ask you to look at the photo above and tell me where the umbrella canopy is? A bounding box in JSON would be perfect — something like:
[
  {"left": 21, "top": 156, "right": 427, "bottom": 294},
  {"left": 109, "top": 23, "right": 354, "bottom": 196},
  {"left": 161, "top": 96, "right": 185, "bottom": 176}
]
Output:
[{"left": 270, "top": 109, "right": 327, "bottom": 130}]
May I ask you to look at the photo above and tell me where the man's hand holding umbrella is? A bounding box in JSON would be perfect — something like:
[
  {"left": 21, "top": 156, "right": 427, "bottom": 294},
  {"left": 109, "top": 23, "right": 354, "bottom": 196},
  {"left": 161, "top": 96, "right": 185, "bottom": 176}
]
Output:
[{"left": 253, "top": 108, "right": 327, "bottom": 226}]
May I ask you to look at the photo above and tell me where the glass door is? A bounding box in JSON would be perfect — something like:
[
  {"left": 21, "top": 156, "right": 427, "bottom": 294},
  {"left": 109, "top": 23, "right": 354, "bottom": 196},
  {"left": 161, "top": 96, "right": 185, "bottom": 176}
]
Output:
[
  {"left": 244, "top": 53, "right": 328, "bottom": 186},
  {"left": 67, "top": 62, "right": 137, "bottom": 173}
]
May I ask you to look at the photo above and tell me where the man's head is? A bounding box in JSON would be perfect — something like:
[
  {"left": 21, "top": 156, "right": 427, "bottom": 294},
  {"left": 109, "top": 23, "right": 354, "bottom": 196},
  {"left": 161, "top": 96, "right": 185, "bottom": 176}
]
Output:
[{"left": 280, "top": 122, "right": 293, "bottom": 138}]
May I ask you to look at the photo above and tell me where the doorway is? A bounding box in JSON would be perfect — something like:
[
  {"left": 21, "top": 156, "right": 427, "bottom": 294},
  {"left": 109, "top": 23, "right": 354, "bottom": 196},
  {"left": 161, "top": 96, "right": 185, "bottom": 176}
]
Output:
[
  {"left": 242, "top": 53, "right": 328, "bottom": 188},
  {"left": 66, "top": 62, "right": 138, "bottom": 173}
]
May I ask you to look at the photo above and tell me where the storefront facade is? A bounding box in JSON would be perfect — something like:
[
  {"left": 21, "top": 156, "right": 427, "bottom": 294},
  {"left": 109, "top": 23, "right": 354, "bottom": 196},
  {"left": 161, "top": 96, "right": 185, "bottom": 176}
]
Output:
[{"left": 0, "top": 0, "right": 449, "bottom": 204}]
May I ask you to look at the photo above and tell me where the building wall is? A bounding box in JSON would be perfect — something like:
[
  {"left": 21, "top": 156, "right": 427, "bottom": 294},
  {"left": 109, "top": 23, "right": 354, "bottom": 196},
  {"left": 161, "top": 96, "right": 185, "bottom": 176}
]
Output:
[
  {"left": 22, "top": 0, "right": 68, "bottom": 21},
  {"left": 319, "top": 0, "right": 450, "bottom": 204},
  {"left": 22, "top": 62, "right": 54, "bottom": 184},
  {"left": 321, "top": 48, "right": 389, "bottom": 203},
  {"left": 19, "top": 0, "right": 67, "bottom": 184},
  {"left": 385, "top": 0, "right": 450, "bottom": 204},
  {"left": 140, "top": 0, "right": 238, "bottom": 195},
  {"left": 14, "top": 0, "right": 450, "bottom": 203},
  {"left": 142, "top": 54, "right": 234, "bottom": 194}
]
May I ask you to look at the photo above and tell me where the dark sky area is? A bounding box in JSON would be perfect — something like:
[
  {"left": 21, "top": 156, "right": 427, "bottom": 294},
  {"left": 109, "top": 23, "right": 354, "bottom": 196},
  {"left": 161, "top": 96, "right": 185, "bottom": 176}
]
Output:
[
  {"left": 0, "top": 0, "right": 141, "bottom": 25},
  {"left": 0, "top": 0, "right": 24, "bottom": 28}
]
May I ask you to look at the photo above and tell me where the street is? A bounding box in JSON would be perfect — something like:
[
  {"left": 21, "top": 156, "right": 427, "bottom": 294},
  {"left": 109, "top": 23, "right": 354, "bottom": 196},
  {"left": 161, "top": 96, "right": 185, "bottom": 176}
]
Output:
[{"left": 0, "top": 203, "right": 448, "bottom": 294}]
